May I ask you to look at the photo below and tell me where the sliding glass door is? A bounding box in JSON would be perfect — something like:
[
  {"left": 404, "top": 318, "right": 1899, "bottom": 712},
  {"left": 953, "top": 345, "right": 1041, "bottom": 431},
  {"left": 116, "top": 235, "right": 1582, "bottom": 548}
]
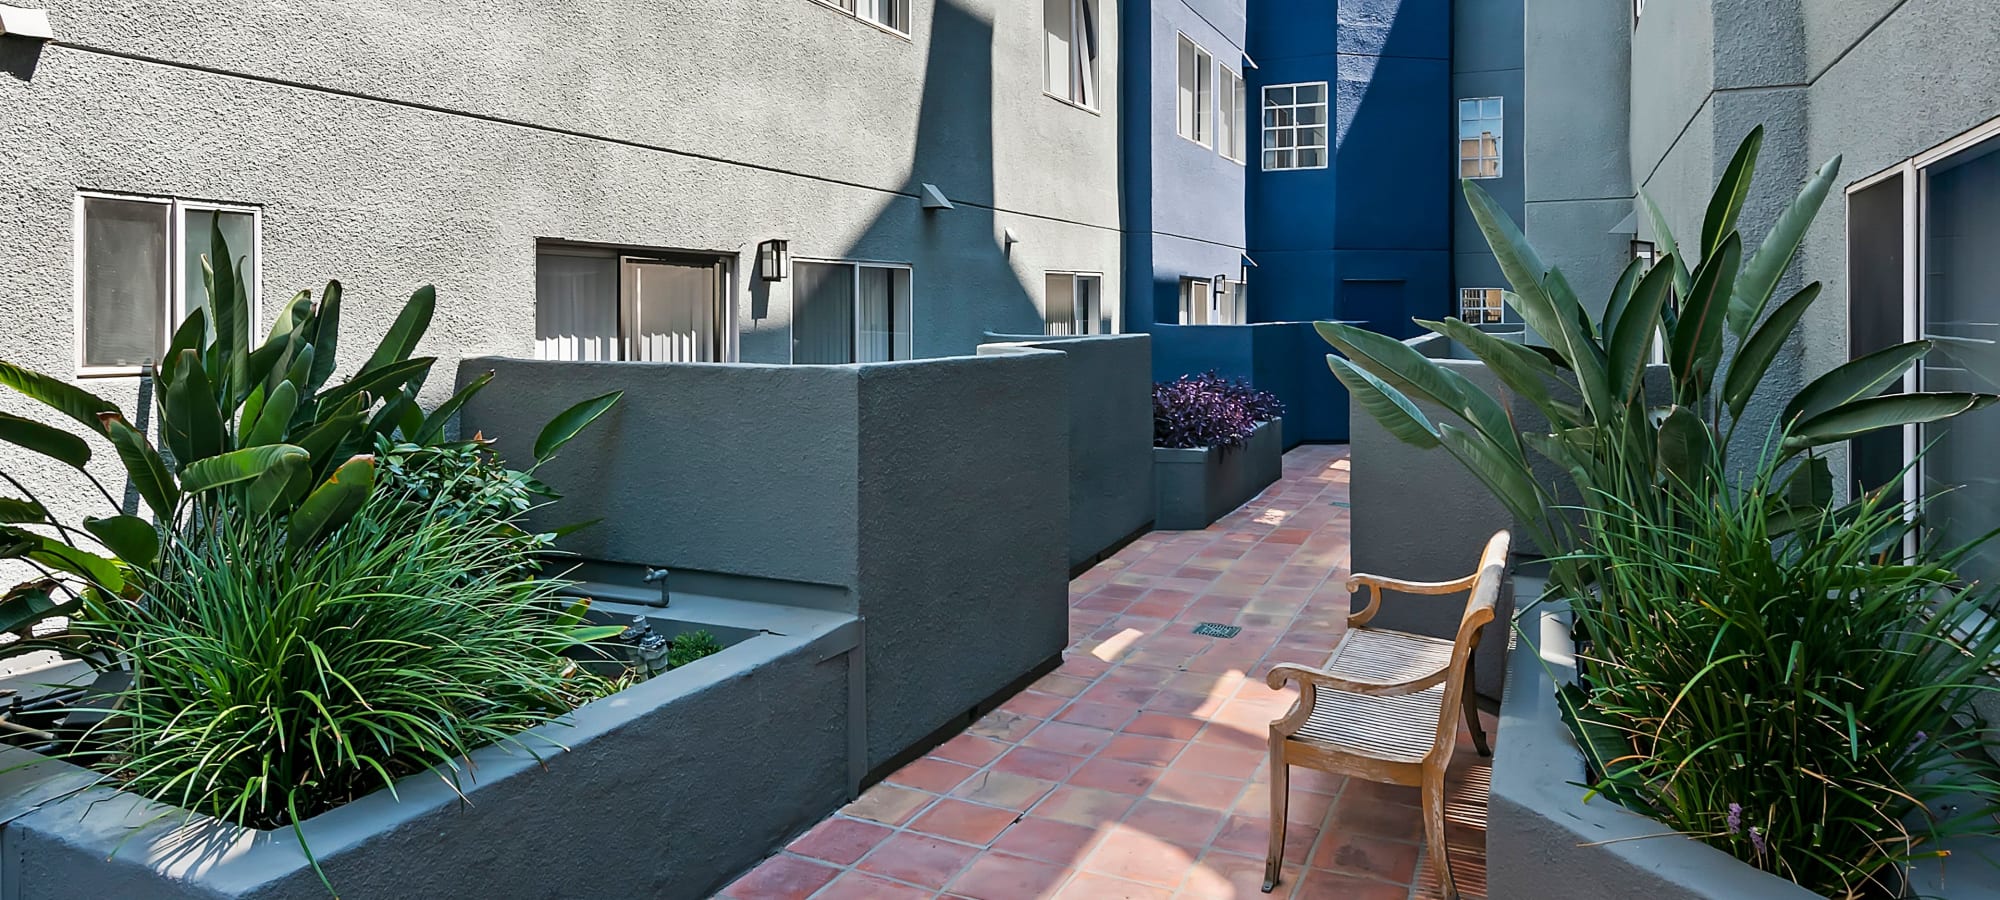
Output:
[
  {"left": 535, "top": 246, "right": 727, "bottom": 362},
  {"left": 793, "top": 261, "right": 912, "bottom": 363}
]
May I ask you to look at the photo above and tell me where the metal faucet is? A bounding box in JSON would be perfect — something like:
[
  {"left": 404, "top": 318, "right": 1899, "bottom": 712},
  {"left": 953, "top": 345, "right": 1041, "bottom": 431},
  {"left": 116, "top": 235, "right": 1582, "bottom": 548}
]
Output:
[{"left": 643, "top": 568, "right": 671, "bottom": 606}]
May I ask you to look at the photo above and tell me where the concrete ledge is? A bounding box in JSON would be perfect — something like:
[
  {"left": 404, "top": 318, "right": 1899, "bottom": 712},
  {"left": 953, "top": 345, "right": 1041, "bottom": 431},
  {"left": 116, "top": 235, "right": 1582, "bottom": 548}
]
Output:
[
  {"left": 1152, "top": 418, "right": 1282, "bottom": 530},
  {"left": 0, "top": 597, "right": 860, "bottom": 900},
  {"left": 1489, "top": 581, "right": 1819, "bottom": 900}
]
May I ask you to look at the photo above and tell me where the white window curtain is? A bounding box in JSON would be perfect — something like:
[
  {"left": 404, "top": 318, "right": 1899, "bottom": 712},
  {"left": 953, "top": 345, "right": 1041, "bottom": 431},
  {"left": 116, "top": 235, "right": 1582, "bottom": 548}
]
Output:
[
  {"left": 793, "top": 261, "right": 855, "bottom": 364},
  {"left": 1177, "top": 38, "right": 1200, "bottom": 141},
  {"left": 627, "top": 260, "right": 717, "bottom": 363},
  {"left": 1045, "top": 0, "right": 1073, "bottom": 101},
  {"left": 857, "top": 266, "right": 895, "bottom": 363},
  {"left": 80, "top": 198, "right": 169, "bottom": 369},
  {"left": 1045, "top": 273, "right": 1076, "bottom": 335},
  {"left": 535, "top": 252, "right": 621, "bottom": 361}
]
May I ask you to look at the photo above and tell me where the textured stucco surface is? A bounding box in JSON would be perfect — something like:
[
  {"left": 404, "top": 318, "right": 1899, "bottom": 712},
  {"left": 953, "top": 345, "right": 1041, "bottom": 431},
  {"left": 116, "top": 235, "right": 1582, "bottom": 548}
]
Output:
[
  {"left": 1152, "top": 417, "right": 1281, "bottom": 530},
  {"left": 0, "top": 0, "right": 1121, "bottom": 529},
  {"left": 1520, "top": 0, "right": 1631, "bottom": 315},
  {"left": 0, "top": 599, "right": 857, "bottom": 900},
  {"left": 458, "top": 353, "right": 1070, "bottom": 774},
  {"left": 980, "top": 334, "right": 1156, "bottom": 571}
]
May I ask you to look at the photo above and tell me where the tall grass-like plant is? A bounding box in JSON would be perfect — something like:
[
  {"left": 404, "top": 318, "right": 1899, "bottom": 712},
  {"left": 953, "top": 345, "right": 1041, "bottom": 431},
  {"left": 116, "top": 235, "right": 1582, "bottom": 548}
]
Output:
[
  {"left": 79, "top": 474, "right": 617, "bottom": 848},
  {"left": 1569, "top": 456, "right": 2000, "bottom": 898}
]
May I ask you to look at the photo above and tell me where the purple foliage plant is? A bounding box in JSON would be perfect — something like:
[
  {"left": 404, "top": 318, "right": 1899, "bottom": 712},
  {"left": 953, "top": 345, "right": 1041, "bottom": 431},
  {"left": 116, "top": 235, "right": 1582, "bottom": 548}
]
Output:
[{"left": 1153, "top": 372, "right": 1285, "bottom": 450}]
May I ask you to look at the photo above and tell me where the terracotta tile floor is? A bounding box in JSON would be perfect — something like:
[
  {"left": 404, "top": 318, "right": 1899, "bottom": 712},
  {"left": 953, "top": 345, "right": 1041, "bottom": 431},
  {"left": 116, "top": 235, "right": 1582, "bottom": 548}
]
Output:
[{"left": 723, "top": 446, "right": 1493, "bottom": 900}]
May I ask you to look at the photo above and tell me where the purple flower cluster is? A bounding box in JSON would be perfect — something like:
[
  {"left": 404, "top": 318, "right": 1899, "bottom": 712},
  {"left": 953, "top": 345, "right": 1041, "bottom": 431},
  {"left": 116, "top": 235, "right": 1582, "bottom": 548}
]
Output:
[{"left": 1153, "top": 372, "right": 1285, "bottom": 450}]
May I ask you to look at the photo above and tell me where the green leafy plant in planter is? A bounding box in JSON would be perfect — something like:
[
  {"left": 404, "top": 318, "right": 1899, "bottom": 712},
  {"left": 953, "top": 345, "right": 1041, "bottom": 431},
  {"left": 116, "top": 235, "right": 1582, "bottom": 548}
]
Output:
[{"left": 667, "top": 629, "right": 724, "bottom": 670}]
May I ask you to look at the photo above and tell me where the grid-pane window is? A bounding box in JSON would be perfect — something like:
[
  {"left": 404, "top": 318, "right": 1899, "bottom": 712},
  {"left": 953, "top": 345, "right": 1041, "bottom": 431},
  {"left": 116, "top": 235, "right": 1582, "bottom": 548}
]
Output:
[
  {"left": 1458, "top": 288, "right": 1505, "bottom": 324},
  {"left": 792, "top": 261, "right": 913, "bottom": 364},
  {"left": 77, "top": 194, "right": 259, "bottom": 374},
  {"left": 1458, "top": 97, "right": 1503, "bottom": 179},
  {"left": 1045, "top": 272, "right": 1108, "bottom": 335},
  {"left": 825, "top": 0, "right": 906, "bottom": 33},
  {"left": 1262, "top": 83, "right": 1328, "bottom": 171},
  {"left": 1044, "top": 0, "right": 1099, "bottom": 107},
  {"left": 1176, "top": 36, "right": 1212, "bottom": 146},
  {"left": 1218, "top": 67, "right": 1246, "bottom": 163}
]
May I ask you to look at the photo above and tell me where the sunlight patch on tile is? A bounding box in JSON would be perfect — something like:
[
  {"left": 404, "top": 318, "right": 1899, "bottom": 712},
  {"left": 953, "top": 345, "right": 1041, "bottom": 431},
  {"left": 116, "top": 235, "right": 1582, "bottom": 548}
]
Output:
[{"left": 1091, "top": 628, "right": 1145, "bottom": 663}]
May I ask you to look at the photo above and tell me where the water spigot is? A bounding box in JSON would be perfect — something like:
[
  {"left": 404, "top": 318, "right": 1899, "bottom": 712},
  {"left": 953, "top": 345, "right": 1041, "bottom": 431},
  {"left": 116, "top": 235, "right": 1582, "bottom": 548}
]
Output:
[{"left": 643, "top": 567, "right": 671, "bottom": 607}]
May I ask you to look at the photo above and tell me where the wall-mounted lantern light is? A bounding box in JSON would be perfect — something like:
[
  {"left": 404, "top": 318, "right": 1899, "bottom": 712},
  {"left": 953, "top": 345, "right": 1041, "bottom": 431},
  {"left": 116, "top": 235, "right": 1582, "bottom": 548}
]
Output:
[
  {"left": 758, "top": 239, "right": 791, "bottom": 283},
  {"left": 1631, "top": 239, "right": 1658, "bottom": 272},
  {"left": 1211, "top": 274, "right": 1229, "bottom": 296},
  {"left": 0, "top": 4, "right": 54, "bottom": 40}
]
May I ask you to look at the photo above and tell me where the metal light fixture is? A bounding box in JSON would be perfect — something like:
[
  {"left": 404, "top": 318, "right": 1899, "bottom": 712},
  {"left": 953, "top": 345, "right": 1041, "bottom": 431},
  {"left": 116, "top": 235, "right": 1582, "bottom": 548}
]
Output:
[
  {"left": 1211, "top": 273, "right": 1229, "bottom": 295},
  {"left": 1631, "top": 239, "right": 1658, "bottom": 272},
  {"left": 0, "top": 5, "right": 54, "bottom": 40},
  {"left": 758, "top": 239, "right": 790, "bottom": 283}
]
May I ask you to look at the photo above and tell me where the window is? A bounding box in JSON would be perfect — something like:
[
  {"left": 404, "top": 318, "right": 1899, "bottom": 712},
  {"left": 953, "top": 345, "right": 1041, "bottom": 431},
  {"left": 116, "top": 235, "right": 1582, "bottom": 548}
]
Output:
[
  {"left": 792, "top": 261, "right": 913, "bottom": 363},
  {"left": 1176, "top": 35, "right": 1212, "bottom": 146},
  {"left": 1458, "top": 288, "right": 1506, "bottom": 324},
  {"left": 1044, "top": 0, "right": 1099, "bottom": 108},
  {"left": 1178, "top": 277, "right": 1245, "bottom": 325},
  {"left": 1262, "top": 83, "right": 1328, "bottom": 171},
  {"left": 76, "top": 193, "right": 259, "bottom": 375},
  {"left": 1846, "top": 117, "right": 2000, "bottom": 587},
  {"left": 820, "top": 0, "right": 907, "bottom": 33},
  {"left": 1045, "top": 273, "right": 1108, "bottom": 335},
  {"left": 535, "top": 246, "right": 729, "bottom": 363},
  {"left": 1218, "top": 67, "right": 1246, "bottom": 163},
  {"left": 1633, "top": 0, "right": 1645, "bottom": 22},
  {"left": 1458, "top": 97, "right": 1504, "bottom": 179}
]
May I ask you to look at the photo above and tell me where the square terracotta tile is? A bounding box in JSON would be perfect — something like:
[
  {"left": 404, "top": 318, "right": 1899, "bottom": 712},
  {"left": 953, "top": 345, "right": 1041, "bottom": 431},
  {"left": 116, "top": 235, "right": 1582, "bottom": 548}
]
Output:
[
  {"left": 1309, "top": 831, "right": 1420, "bottom": 883},
  {"left": 1033, "top": 672, "right": 1096, "bottom": 698},
  {"left": 932, "top": 733, "right": 1011, "bottom": 767},
  {"left": 1122, "top": 798, "right": 1226, "bottom": 850},
  {"left": 1100, "top": 733, "right": 1183, "bottom": 767},
  {"left": 1180, "top": 849, "right": 1301, "bottom": 900},
  {"left": 1067, "top": 757, "right": 1162, "bottom": 796},
  {"left": 812, "top": 871, "right": 937, "bottom": 900},
  {"left": 787, "top": 816, "right": 894, "bottom": 866},
  {"left": 1290, "top": 868, "right": 1408, "bottom": 900},
  {"left": 843, "top": 784, "right": 936, "bottom": 826},
  {"left": 1213, "top": 812, "right": 1312, "bottom": 864},
  {"left": 1170, "top": 741, "right": 1263, "bottom": 779},
  {"left": 970, "top": 710, "right": 1042, "bottom": 742},
  {"left": 991, "top": 815, "right": 1105, "bottom": 865},
  {"left": 994, "top": 746, "right": 1089, "bottom": 782},
  {"left": 999, "top": 690, "right": 1070, "bottom": 719},
  {"left": 889, "top": 756, "right": 980, "bottom": 794},
  {"left": 1081, "top": 827, "right": 1201, "bottom": 889},
  {"left": 1153, "top": 769, "right": 1248, "bottom": 811},
  {"left": 952, "top": 770, "right": 1060, "bottom": 812},
  {"left": 947, "top": 852, "right": 1072, "bottom": 900},
  {"left": 856, "top": 832, "right": 983, "bottom": 890},
  {"left": 1055, "top": 872, "right": 1176, "bottom": 900},
  {"left": 1022, "top": 721, "right": 1117, "bottom": 757},
  {"left": 1057, "top": 700, "right": 1140, "bottom": 731},
  {"left": 1033, "top": 785, "right": 1139, "bottom": 827},
  {"left": 720, "top": 854, "right": 839, "bottom": 900},
  {"left": 1123, "top": 713, "right": 1205, "bottom": 740},
  {"left": 911, "top": 799, "right": 1025, "bottom": 846}
]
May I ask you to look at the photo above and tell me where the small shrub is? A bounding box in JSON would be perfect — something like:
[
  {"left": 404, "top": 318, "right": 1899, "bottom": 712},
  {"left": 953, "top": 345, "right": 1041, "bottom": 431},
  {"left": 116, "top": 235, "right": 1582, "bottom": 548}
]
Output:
[
  {"left": 1153, "top": 372, "right": 1284, "bottom": 449},
  {"left": 667, "top": 630, "right": 724, "bottom": 670}
]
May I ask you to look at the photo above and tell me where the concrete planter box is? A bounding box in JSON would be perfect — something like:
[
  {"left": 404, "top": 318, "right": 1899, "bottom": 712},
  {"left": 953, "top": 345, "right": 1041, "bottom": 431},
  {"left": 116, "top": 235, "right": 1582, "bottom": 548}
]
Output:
[
  {"left": 0, "top": 596, "right": 860, "bottom": 900},
  {"left": 1489, "top": 577, "right": 1821, "bottom": 900},
  {"left": 1153, "top": 418, "right": 1282, "bottom": 530}
]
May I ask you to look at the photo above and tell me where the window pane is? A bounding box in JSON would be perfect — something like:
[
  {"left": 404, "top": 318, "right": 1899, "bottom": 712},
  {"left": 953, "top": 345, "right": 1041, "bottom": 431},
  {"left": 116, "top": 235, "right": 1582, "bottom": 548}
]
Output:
[
  {"left": 1045, "top": 273, "right": 1076, "bottom": 335},
  {"left": 183, "top": 209, "right": 256, "bottom": 340},
  {"left": 536, "top": 251, "right": 621, "bottom": 361},
  {"left": 81, "top": 197, "right": 169, "bottom": 368},
  {"left": 1267, "top": 86, "right": 1293, "bottom": 106},
  {"left": 1922, "top": 138, "right": 2000, "bottom": 589},
  {"left": 628, "top": 259, "right": 718, "bottom": 362},
  {"left": 1078, "top": 276, "right": 1106, "bottom": 333},
  {"left": 1263, "top": 149, "right": 1282, "bottom": 169},
  {"left": 857, "top": 266, "right": 895, "bottom": 363},
  {"left": 1302, "top": 126, "right": 1327, "bottom": 148},
  {"left": 1297, "top": 84, "right": 1324, "bottom": 103},
  {"left": 1297, "top": 147, "right": 1325, "bottom": 168},
  {"left": 1458, "top": 99, "right": 1477, "bottom": 118},
  {"left": 1073, "top": 0, "right": 1098, "bottom": 106},
  {"left": 1483, "top": 98, "right": 1502, "bottom": 118},
  {"left": 1276, "top": 149, "right": 1296, "bottom": 169},
  {"left": 1847, "top": 174, "right": 1906, "bottom": 497},
  {"left": 1297, "top": 104, "right": 1324, "bottom": 126},
  {"left": 794, "top": 261, "right": 856, "bottom": 364},
  {"left": 1045, "top": 0, "right": 1072, "bottom": 99},
  {"left": 1177, "top": 39, "right": 1196, "bottom": 138}
]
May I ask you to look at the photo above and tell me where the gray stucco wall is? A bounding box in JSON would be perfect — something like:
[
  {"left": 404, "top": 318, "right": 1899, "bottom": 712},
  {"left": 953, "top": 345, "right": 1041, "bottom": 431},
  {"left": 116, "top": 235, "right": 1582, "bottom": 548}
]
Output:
[
  {"left": 980, "top": 334, "right": 1156, "bottom": 571},
  {"left": 0, "top": 0, "right": 1122, "bottom": 532},
  {"left": 458, "top": 352, "right": 1070, "bottom": 775},
  {"left": 1520, "top": 0, "right": 1632, "bottom": 317}
]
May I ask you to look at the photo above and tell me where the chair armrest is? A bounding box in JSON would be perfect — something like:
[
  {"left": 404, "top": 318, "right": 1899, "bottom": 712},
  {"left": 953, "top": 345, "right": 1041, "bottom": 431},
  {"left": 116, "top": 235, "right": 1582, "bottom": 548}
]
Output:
[
  {"left": 1264, "top": 662, "right": 1451, "bottom": 736},
  {"left": 1345, "top": 571, "right": 1480, "bottom": 627}
]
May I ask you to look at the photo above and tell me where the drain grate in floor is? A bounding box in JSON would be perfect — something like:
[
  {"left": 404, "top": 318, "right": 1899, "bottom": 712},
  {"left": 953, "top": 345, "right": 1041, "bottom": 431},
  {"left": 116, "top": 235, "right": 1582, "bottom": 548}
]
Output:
[{"left": 1193, "top": 622, "right": 1241, "bottom": 639}]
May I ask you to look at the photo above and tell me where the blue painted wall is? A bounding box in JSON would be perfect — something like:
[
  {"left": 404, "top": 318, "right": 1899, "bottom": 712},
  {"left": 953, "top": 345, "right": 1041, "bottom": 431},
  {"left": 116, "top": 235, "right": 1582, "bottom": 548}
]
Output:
[{"left": 1123, "top": 0, "right": 1457, "bottom": 443}]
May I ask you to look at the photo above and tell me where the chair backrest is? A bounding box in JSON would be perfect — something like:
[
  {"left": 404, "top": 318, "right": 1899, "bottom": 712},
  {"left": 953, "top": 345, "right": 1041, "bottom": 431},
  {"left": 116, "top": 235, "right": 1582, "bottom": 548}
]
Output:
[{"left": 1430, "top": 530, "right": 1510, "bottom": 762}]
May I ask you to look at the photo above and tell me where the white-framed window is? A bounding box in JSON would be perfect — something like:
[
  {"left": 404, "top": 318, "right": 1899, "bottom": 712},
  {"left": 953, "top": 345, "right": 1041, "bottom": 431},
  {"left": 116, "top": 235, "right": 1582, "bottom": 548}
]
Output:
[
  {"left": 817, "top": 0, "right": 908, "bottom": 35},
  {"left": 791, "top": 260, "right": 913, "bottom": 363},
  {"left": 74, "top": 192, "right": 260, "bottom": 376},
  {"left": 1262, "top": 83, "right": 1328, "bottom": 171},
  {"left": 1176, "top": 35, "right": 1212, "bottom": 147},
  {"left": 1178, "top": 277, "right": 1245, "bottom": 325},
  {"left": 1458, "top": 97, "right": 1504, "bottom": 179},
  {"left": 1458, "top": 288, "right": 1506, "bottom": 324},
  {"left": 1846, "top": 116, "right": 2000, "bottom": 581},
  {"left": 1218, "top": 66, "right": 1247, "bottom": 163},
  {"left": 1043, "top": 0, "right": 1100, "bottom": 109},
  {"left": 535, "top": 245, "right": 733, "bottom": 363},
  {"left": 1045, "top": 272, "right": 1108, "bottom": 335}
]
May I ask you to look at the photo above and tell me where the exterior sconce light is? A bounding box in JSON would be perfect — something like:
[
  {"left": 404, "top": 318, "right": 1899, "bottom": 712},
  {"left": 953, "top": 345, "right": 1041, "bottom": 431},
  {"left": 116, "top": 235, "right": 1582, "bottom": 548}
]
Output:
[
  {"left": 1631, "top": 239, "right": 1658, "bottom": 272},
  {"left": 920, "top": 183, "right": 955, "bottom": 211},
  {"left": 0, "top": 5, "right": 53, "bottom": 40},
  {"left": 1212, "top": 274, "right": 1229, "bottom": 295},
  {"left": 758, "top": 239, "right": 790, "bottom": 283}
]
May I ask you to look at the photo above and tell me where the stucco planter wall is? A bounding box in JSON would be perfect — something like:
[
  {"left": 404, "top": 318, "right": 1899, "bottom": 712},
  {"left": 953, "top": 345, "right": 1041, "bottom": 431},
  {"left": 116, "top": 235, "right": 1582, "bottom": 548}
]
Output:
[
  {"left": 0, "top": 597, "right": 859, "bottom": 900},
  {"left": 1153, "top": 418, "right": 1282, "bottom": 530}
]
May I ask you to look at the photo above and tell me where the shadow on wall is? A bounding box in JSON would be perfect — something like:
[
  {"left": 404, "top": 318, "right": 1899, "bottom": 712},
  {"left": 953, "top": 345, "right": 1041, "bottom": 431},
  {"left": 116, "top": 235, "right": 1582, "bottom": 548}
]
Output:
[{"left": 825, "top": 0, "right": 1044, "bottom": 355}]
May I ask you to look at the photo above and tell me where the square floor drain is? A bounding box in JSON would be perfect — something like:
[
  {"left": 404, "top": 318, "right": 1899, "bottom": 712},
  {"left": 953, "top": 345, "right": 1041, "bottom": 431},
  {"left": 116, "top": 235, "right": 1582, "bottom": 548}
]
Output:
[{"left": 1193, "top": 622, "right": 1241, "bottom": 639}]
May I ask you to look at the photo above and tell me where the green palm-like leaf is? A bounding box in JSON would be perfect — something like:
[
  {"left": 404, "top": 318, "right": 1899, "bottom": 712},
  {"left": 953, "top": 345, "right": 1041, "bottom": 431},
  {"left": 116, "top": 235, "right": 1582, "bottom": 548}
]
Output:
[
  {"left": 0, "top": 498, "right": 47, "bottom": 523},
  {"left": 1601, "top": 256, "right": 1647, "bottom": 342},
  {"left": 315, "top": 357, "right": 435, "bottom": 413},
  {"left": 287, "top": 456, "right": 376, "bottom": 549},
  {"left": 1723, "top": 282, "right": 1822, "bottom": 419},
  {"left": 83, "top": 515, "right": 159, "bottom": 570},
  {"left": 1316, "top": 322, "right": 1509, "bottom": 441},
  {"left": 1783, "top": 393, "right": 1998, "bottom": 452},
  {"left": 1417, "top": 318, "right": 1562, "bottom": 418},
  {"left": 180, "top": 444, "right": 309, "bottom": 493},
  {"left": 1729, "top": 154, "right": 1843, "bottom": 338},
  {"left": 1668, "top": 233, "right": 1741, "bottom": 404},
  {"left": 1785, "top": 341, "right": 1930, "bottom": 425},
  {"left": 1656, "top": 406, "right": 1714, "bottom": 492},
  {"left": 0, "top": 580, "right": 76, "bottom": 636},
  {"left": 1436, "top": 422, "right": 1545, "bottom": 529},
  {"left": 534, "top": 391, "right": 624, "bottom": 462},
  {"left": 243, "top": 380, "right": 301, "bottom": 449},
  {"left": 1702, "top": 126, "right": 1763, "bottom": 261},
  {"left": 362, "top": 285, "right": 436, "bottom": 375},
  {"left": 245, "top": 453, "right": 308, "bottom": 515},
  {"left": 158, "top": 308, "right": 208, "bottom": 388},
  {"left": 0, "top": 527, "right": 123, "bottom": 594},
  {"left": 416, "top": 370, "right": 495, "bottom": 444},
  {"left": 165, "top": 349, "right": 227, "bottom": 466},
  {"left": 1609, "top": 260, "right": 1674, "bottom": 403},
  {"left": 303, "top": 282, "right": 342, "bottom": 395},
  {"left": 1327, "top": 355, "right": 1440, "bottom": 449},
  {"left": 0, "top": 360, "right": 116, "bottom": 437},
  {"left": 0, "top": 412, "right": 90, "bottom": 471},
  {"left": 1638, "top": 187, "right": 1695, "bottom": 301},
  {"left": 103, "top": 415, "right": 177, "bottom": 521}
]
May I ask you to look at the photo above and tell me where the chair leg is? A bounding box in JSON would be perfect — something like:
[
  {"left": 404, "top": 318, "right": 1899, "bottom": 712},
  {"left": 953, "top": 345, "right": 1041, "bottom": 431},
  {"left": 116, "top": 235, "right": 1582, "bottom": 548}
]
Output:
[
  {"left": 1463, "top": 652, "right": 1491, "bottom": 758},
  {"left": 1263, "top": 743, "right": 1288, "bottom": 893},
  {"left": 1423, "top": 766, "right": 1458, "bottom": 900}
]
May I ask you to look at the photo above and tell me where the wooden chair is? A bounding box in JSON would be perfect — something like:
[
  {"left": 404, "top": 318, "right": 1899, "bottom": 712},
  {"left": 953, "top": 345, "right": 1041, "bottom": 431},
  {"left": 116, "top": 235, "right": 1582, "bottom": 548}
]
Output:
[{"left": 1261, "top": 530, "right": 1510, "bottom": 899}]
